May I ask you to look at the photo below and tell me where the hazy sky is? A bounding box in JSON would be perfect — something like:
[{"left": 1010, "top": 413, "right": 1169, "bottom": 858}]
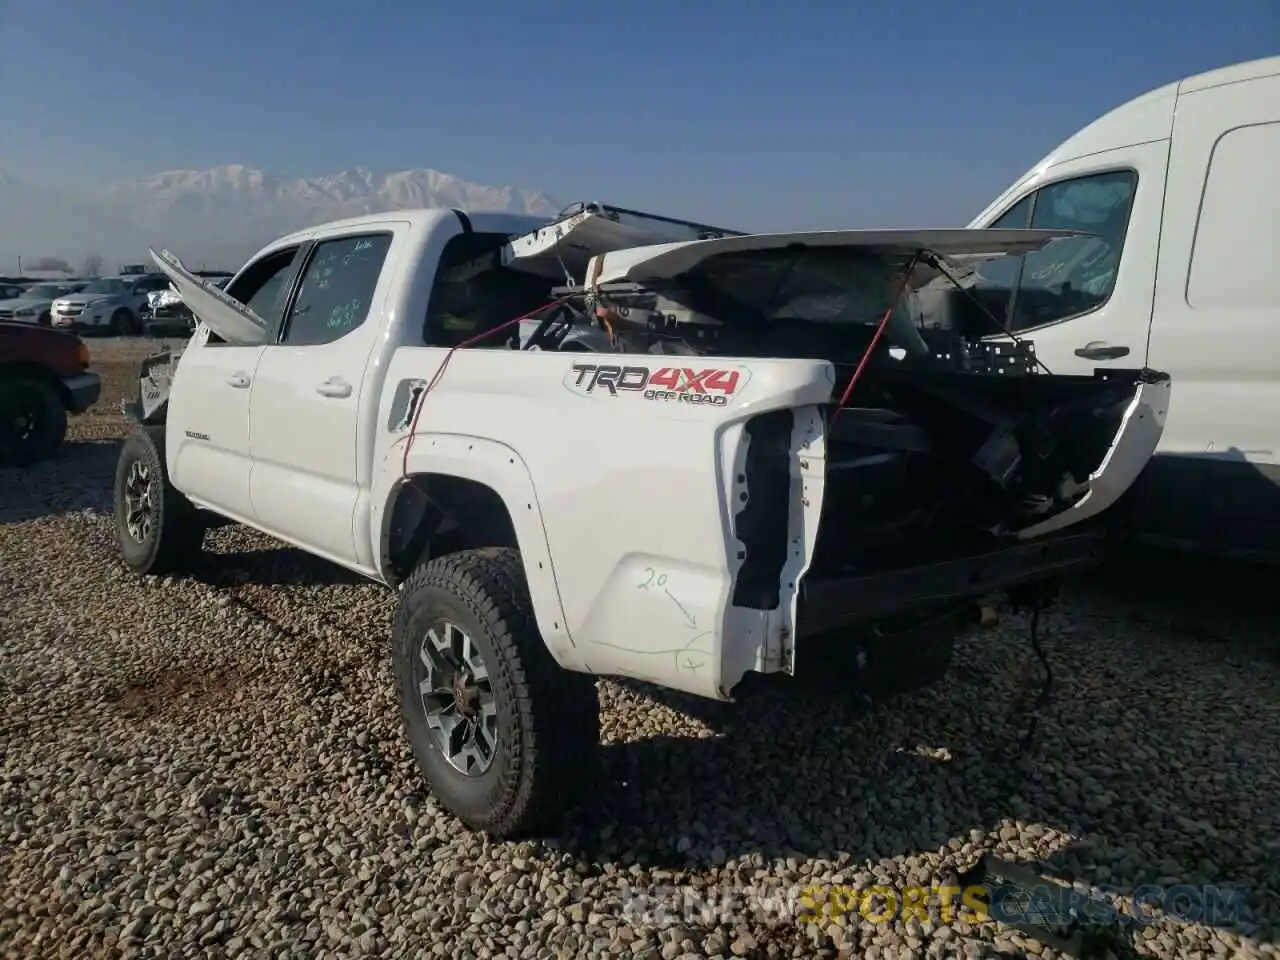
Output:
[{"left": 0, "top": 0, "right": 1275, "bottom": 229}]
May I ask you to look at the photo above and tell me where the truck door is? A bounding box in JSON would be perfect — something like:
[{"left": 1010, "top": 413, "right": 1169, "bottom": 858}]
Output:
[
  {"left": 968, "top": 142, "right": 1169, "bottom": 377},
  {"left": 167, "top": 243, "right": 308, "bottom": 520},
  {"left": 247, "top": 221, "right": 406, "bottom": 568}
]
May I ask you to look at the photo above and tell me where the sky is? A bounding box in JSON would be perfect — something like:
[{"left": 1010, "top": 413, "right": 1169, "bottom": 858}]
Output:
[{"left": 0, "top": 0, "right": 1275, "bottom": 230}]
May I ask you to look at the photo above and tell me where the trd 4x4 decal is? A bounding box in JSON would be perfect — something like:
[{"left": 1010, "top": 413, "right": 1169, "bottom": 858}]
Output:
[{"left": 564, "top": 362, "right": 750, "bottom": 407}]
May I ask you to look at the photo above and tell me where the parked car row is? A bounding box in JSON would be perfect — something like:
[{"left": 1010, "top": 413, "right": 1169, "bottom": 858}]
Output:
[
  {"left": 0, "top": 269, "right": 233, "bottom": 338},
  {"left": 0, "top": 280, "right": 89, "bottom": 326}
]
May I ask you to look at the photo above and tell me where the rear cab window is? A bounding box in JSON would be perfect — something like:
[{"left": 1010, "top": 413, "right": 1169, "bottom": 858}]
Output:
[{"left": 423, "top": 233, "right": 557, "bottom": 348}]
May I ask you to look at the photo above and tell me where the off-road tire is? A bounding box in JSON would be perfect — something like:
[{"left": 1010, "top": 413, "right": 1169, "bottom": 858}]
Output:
[
  {"left": 392, "top": 547, "right": 600, "bottom": 838},
  {"left": 0, "top": 375, "right": 67, "bottom": 468},
  {"left": 113, "top": 425, "right": 205, "bottom": 575}
]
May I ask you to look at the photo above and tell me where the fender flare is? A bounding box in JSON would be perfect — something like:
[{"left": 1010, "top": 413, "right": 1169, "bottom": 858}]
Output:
[{"left": 378, "top": 433, "right": 581, "bottom": 670}]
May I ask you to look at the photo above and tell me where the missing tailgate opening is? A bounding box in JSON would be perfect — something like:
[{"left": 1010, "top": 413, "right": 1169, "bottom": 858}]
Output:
[{"left": 731, "top": 409, "right": 794, "bottom": 610}]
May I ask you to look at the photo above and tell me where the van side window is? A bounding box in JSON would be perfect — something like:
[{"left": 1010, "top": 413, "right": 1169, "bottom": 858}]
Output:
[
  {"left": 1187, "top": 121, "right": 1280, "bottom": 310},
  {"left": 960, "top": 197, "right": 1036, "bottom": 329},
  {"left": 976, "top": 171, "right": 1137, "bottom": 333},
  {"left": 1013, "top": 171, "right": 1137, "bottom": 330},
  {"left": 424, "top": 232, "right": 554, "bottom": 348}
]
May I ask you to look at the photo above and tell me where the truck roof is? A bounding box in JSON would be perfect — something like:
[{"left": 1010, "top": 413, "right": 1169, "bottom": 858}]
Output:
[{"left": 274, "top": 208, "right": 554, "bottom": 247}]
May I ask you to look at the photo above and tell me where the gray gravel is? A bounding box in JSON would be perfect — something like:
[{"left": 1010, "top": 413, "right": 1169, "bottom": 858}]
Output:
[{"left": 2, "top": 420, "right": 1279, "bottom": 957}]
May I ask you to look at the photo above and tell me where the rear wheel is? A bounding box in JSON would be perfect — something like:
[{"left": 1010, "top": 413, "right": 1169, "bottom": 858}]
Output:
[
  {"left": 113, "top": 426, "right": 205, "bottom": 574},
  {"left": 0, "top": 376, "right": 67, "bottom": 468},
  {"left": 392, "top": 547, "right": 600, "bottom": 837}
]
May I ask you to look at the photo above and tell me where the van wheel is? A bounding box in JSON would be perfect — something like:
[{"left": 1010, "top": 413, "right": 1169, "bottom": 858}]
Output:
[
  {"left": 0, "top": 376, "right": 67, "bottom": 468},
  {"left": 109, "top": 309, "right": 135, "bottom": 336},
  {"left": 392, "top": 547, "right": 599, "bottom": 838},
  {"left": 113, "top": 426, "right": 205, "bottom": 575}
]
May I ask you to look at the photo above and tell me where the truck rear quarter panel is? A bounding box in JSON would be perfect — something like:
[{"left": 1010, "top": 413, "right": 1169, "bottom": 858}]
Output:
[{"left": 374, "top": 348, "right": 834, "bottom": 700}]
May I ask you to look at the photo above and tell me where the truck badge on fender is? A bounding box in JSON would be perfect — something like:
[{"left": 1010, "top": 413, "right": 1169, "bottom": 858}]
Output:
[{"left": 564, "top": 362, "right": 749, "bottom": 407}]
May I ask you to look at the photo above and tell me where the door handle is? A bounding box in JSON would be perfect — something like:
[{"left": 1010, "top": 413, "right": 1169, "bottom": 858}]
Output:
[
  {"left": 1074, "top": 341, "right": 1130, "bottom": 361},
  {"left": 315, "top": 377, "right": 352, "bottom": 399},
  {"left": 226, "top": 372, "right": 251, "bottom": 388}
]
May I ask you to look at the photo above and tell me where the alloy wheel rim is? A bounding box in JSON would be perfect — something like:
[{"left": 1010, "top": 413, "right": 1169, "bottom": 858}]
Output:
[
  {"left": 123, "top": 460, "right": 155, "bottom": 542},
  {"left": 416, "top": 620, "right": 498, "bottom": 776}
]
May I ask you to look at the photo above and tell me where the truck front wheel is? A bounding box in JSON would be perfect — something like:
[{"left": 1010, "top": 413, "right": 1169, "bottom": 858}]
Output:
[
  {"left": 113, "top": 426, "right": 205, "bottom": 575},
  {"left": 392, "top": 547, "right": 599, "bottom": 838}
]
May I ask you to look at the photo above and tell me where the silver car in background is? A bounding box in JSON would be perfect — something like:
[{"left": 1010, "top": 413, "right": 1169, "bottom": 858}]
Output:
[
  {"left": 0, "top": 282, "right": 87, "bottom": 325},
  {"left": 50, "top": 274, "right": 171, "bottom": 335}
]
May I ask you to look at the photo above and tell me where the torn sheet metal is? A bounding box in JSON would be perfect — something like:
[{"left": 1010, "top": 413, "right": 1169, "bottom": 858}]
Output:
[
  {"left": 500, "top": 202, "right": 745, "bottom": 282},
  {"left": 148, "top": 247, "right": 269, "bottom": 345},
  {"left": 147, "top": 288, "right": 182, "bottom": 311},
  {"left": 121, "top": 349, "right": 176, "bottom": 424},
  {"left": 585, "top": 227, "right": 1088, "bottom": 289}
]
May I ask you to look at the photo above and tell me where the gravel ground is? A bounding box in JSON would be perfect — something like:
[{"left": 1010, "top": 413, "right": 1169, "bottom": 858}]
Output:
[{"left": 2, "top": 338, "right": 1278, "bottom": 960}]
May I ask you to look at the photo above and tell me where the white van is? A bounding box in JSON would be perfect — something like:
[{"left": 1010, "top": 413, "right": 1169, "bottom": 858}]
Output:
[{"left": 948, "top": 55, "right": 1279, "bottom": 561}]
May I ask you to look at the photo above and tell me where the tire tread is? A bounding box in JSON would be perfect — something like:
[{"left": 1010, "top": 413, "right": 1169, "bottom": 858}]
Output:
[
  {"left": 114, "top": 425, "right": 204, "bottom": 575},
  {"left": 393, "top": 547, "right": 598, "bottom": 837}
]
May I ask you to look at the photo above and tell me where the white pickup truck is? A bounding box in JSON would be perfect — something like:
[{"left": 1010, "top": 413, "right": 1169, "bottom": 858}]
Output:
[{"left": 113, "top": 202, "right": 1170, "bottom": 837}]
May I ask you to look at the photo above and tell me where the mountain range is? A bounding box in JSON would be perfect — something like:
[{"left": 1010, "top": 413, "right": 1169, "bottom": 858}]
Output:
[{"left": 0, "top": 166, "right": 560, "bottom": 273}]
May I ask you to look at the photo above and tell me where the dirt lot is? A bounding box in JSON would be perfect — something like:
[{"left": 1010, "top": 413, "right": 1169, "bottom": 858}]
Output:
[{"left": 1, "top": 339, "right": 1277, "bottom": 960}]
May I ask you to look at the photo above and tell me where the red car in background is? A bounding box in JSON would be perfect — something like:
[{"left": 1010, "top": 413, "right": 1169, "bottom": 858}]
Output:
[{"left": 0, "top": 322, "right": 102, "bottom": 467}]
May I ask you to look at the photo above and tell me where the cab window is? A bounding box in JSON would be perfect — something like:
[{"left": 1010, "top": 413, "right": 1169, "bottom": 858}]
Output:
[
  {"left": 207, "top": 246, "right": 303, "bottom": 345},
  {"left": 278, "top": 233, "right": 392, "bottom": 347}
]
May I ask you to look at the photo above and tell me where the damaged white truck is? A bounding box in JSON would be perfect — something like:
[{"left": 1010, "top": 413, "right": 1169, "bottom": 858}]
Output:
[{"left": 113, "top": 202, "right": 1170, "bottom": 837}]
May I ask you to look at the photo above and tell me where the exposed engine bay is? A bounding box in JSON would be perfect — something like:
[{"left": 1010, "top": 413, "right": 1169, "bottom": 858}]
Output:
[{"left": 485, "top": 235, "right": 1168, "bottom": 570}]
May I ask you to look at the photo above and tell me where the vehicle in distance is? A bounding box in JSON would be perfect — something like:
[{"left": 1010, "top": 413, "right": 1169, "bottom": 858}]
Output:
[
  {"left": 0, "top": 321, "right": 101, "bottom": 466},
  {"left": 0, "top": 282, "right": 88, "bottom": 326},
  {"left": 112, "top": 203, "right": 1170, "bottom": 838},
  {"left": 141, "top": 277, "right": 231, "bottom": 337},
  {"left": 51, "top": 273, "right": 173, "bottom": 335}
]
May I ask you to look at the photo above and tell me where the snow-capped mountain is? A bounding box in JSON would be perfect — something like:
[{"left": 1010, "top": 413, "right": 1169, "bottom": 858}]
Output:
[
  {"left": 0, "top": 165, "right": 559, "bottom": 271},
  {"left": 99, "top": 165, "right": 558, "bottom": 230}
]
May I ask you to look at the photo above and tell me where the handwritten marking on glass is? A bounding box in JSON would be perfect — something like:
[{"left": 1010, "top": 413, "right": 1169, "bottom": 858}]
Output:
[{"left": 327, "top": 297, "right": 363, "bottom": 329}]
